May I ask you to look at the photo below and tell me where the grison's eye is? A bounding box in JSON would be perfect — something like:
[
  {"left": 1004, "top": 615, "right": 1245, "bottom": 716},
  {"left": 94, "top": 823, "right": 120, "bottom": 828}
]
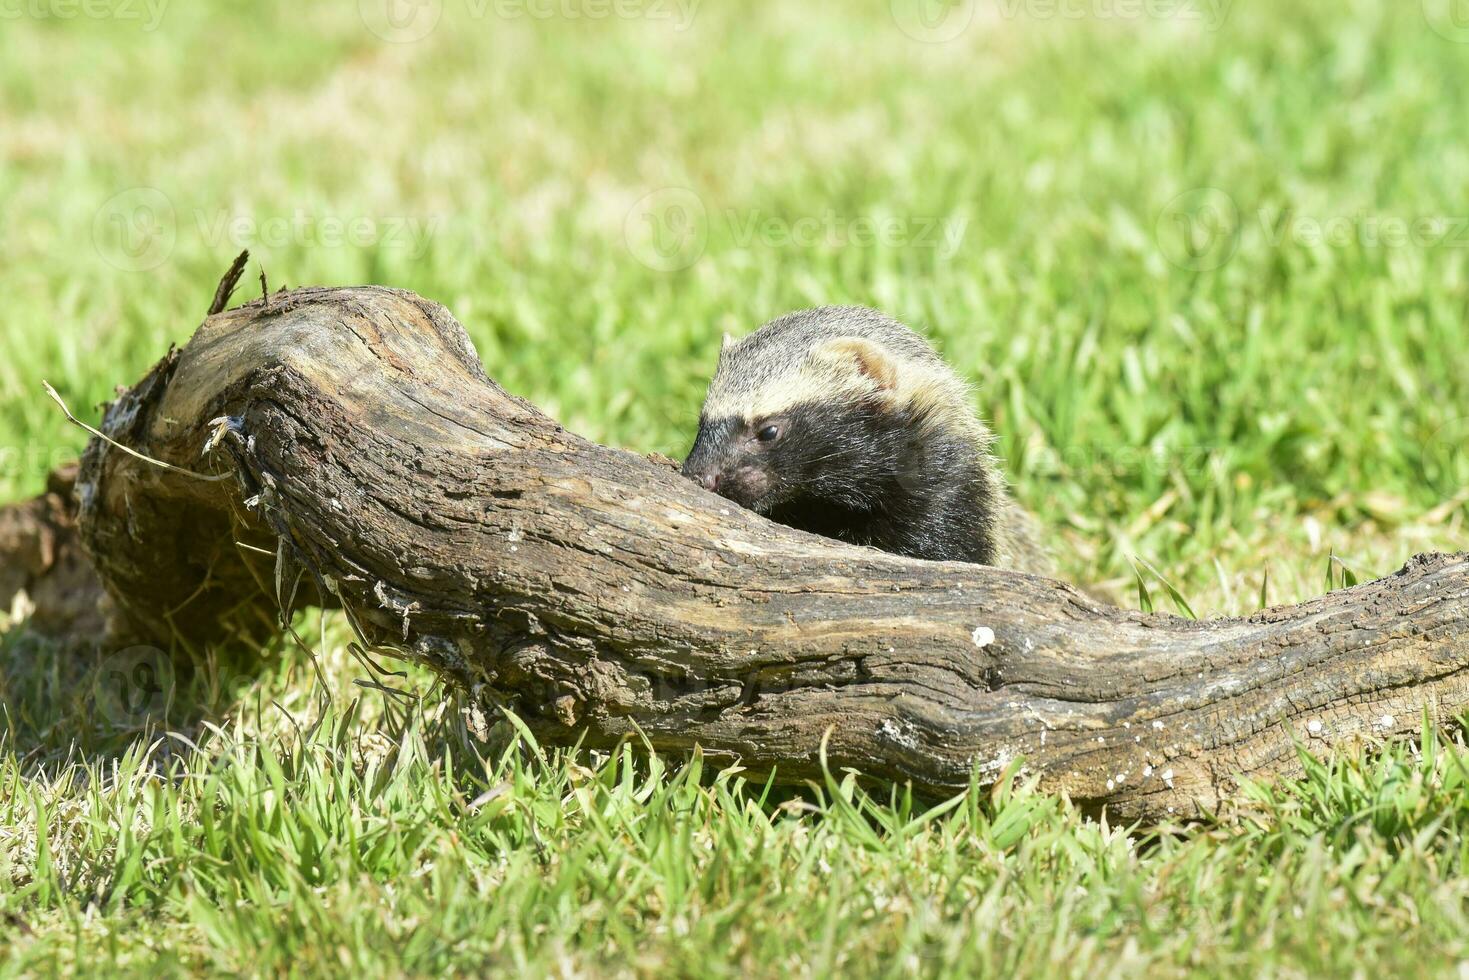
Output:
[{"left": 756, "top": 424, "right": 781, "bottom": 443}]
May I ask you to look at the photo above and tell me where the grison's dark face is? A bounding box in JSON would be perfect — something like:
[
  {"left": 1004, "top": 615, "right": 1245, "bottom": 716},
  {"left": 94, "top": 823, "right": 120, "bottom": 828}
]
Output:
[{"left": 681, "top": 401, "right": 907, "bottom": 514}]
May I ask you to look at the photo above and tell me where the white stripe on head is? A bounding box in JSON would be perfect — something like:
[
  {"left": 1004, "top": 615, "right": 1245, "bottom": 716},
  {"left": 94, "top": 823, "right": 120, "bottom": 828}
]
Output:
[
  {"left": 704, "top": 335, "right": 972, "bottom": 428},
  {"left": 702, "top": 337, "right": 883, "bottom": 421},
  {"left": 698, "top": 306, "right": 993, "bottom": 449}
]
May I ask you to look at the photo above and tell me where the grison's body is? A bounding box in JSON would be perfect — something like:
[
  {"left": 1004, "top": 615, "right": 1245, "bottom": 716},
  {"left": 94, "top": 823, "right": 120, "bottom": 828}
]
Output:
[{"left": 681, "top": 306, "right": 1050, "bottom": 573}]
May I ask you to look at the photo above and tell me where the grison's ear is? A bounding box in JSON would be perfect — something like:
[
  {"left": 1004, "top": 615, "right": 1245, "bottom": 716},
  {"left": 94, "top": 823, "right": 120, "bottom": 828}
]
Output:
[
  {"left": 814, "top": 337, "right": 899, "bottom": 394},
  {"left": 713, "top": 332, "right": 736, "bottom": 369},
  {"left": 715, "top": 332, "right": 737, "bottom": 366}
]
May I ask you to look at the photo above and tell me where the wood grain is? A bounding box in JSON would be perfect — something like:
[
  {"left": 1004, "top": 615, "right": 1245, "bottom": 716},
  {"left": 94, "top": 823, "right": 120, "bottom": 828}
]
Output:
[{"left": 46, "top": 285, "right": 1469, "bottom": 820}]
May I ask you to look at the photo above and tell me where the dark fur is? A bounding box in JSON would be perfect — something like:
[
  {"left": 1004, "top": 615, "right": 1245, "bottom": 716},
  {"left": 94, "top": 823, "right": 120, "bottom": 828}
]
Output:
[{"left": 683, "top": 398, "right": 1003, "bottom": 564}]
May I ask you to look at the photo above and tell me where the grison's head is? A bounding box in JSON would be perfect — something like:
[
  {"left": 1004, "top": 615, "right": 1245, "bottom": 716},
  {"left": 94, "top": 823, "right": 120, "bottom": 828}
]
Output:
[{"left": 681, "top": 307, "right": 974, "bottom": 514}]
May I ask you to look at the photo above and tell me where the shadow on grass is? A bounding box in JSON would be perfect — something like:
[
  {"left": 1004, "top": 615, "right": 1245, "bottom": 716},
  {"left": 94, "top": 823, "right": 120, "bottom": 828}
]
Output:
[
  {"left": 0, "top": 613, "right": 933, "bottom": 833},
  {"left": 0, "top": 623, "right": 299, "bottom": 775}
]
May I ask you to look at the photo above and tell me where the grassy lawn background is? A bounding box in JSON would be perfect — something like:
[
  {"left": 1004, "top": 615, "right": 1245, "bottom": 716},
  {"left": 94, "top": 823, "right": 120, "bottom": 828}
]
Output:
[{"left": 1, "top": 0, "right": 1467, "bottom": 973}]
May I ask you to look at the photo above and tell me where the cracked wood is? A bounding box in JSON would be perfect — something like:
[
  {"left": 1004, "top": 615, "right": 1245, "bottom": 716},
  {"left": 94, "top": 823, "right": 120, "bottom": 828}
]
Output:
[{"left": 51, "top": 283, "right": 1469, "bottom": 822}]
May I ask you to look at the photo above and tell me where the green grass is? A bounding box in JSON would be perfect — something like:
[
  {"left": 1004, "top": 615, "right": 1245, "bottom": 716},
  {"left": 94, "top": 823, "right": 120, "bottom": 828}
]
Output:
[{"left": 1, "top": 0, "right": 1467, "bottom": 974}]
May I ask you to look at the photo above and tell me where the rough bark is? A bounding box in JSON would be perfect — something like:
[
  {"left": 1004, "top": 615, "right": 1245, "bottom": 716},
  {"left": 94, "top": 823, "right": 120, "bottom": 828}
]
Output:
[{"left": 7, "top": 282, "right": 1461, "bottom": 821}]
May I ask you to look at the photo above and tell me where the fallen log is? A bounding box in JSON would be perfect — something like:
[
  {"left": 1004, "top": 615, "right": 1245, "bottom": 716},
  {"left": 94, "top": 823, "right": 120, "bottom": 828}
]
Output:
[{"left": 14, "top": 279, "right": 1462, "bottom": 821}]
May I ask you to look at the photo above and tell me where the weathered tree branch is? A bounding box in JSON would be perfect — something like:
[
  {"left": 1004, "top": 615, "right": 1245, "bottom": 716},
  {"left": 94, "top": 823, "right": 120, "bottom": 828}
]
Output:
[{"left": 11, "top": 283, "right": 1462, "bottom": 821}]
